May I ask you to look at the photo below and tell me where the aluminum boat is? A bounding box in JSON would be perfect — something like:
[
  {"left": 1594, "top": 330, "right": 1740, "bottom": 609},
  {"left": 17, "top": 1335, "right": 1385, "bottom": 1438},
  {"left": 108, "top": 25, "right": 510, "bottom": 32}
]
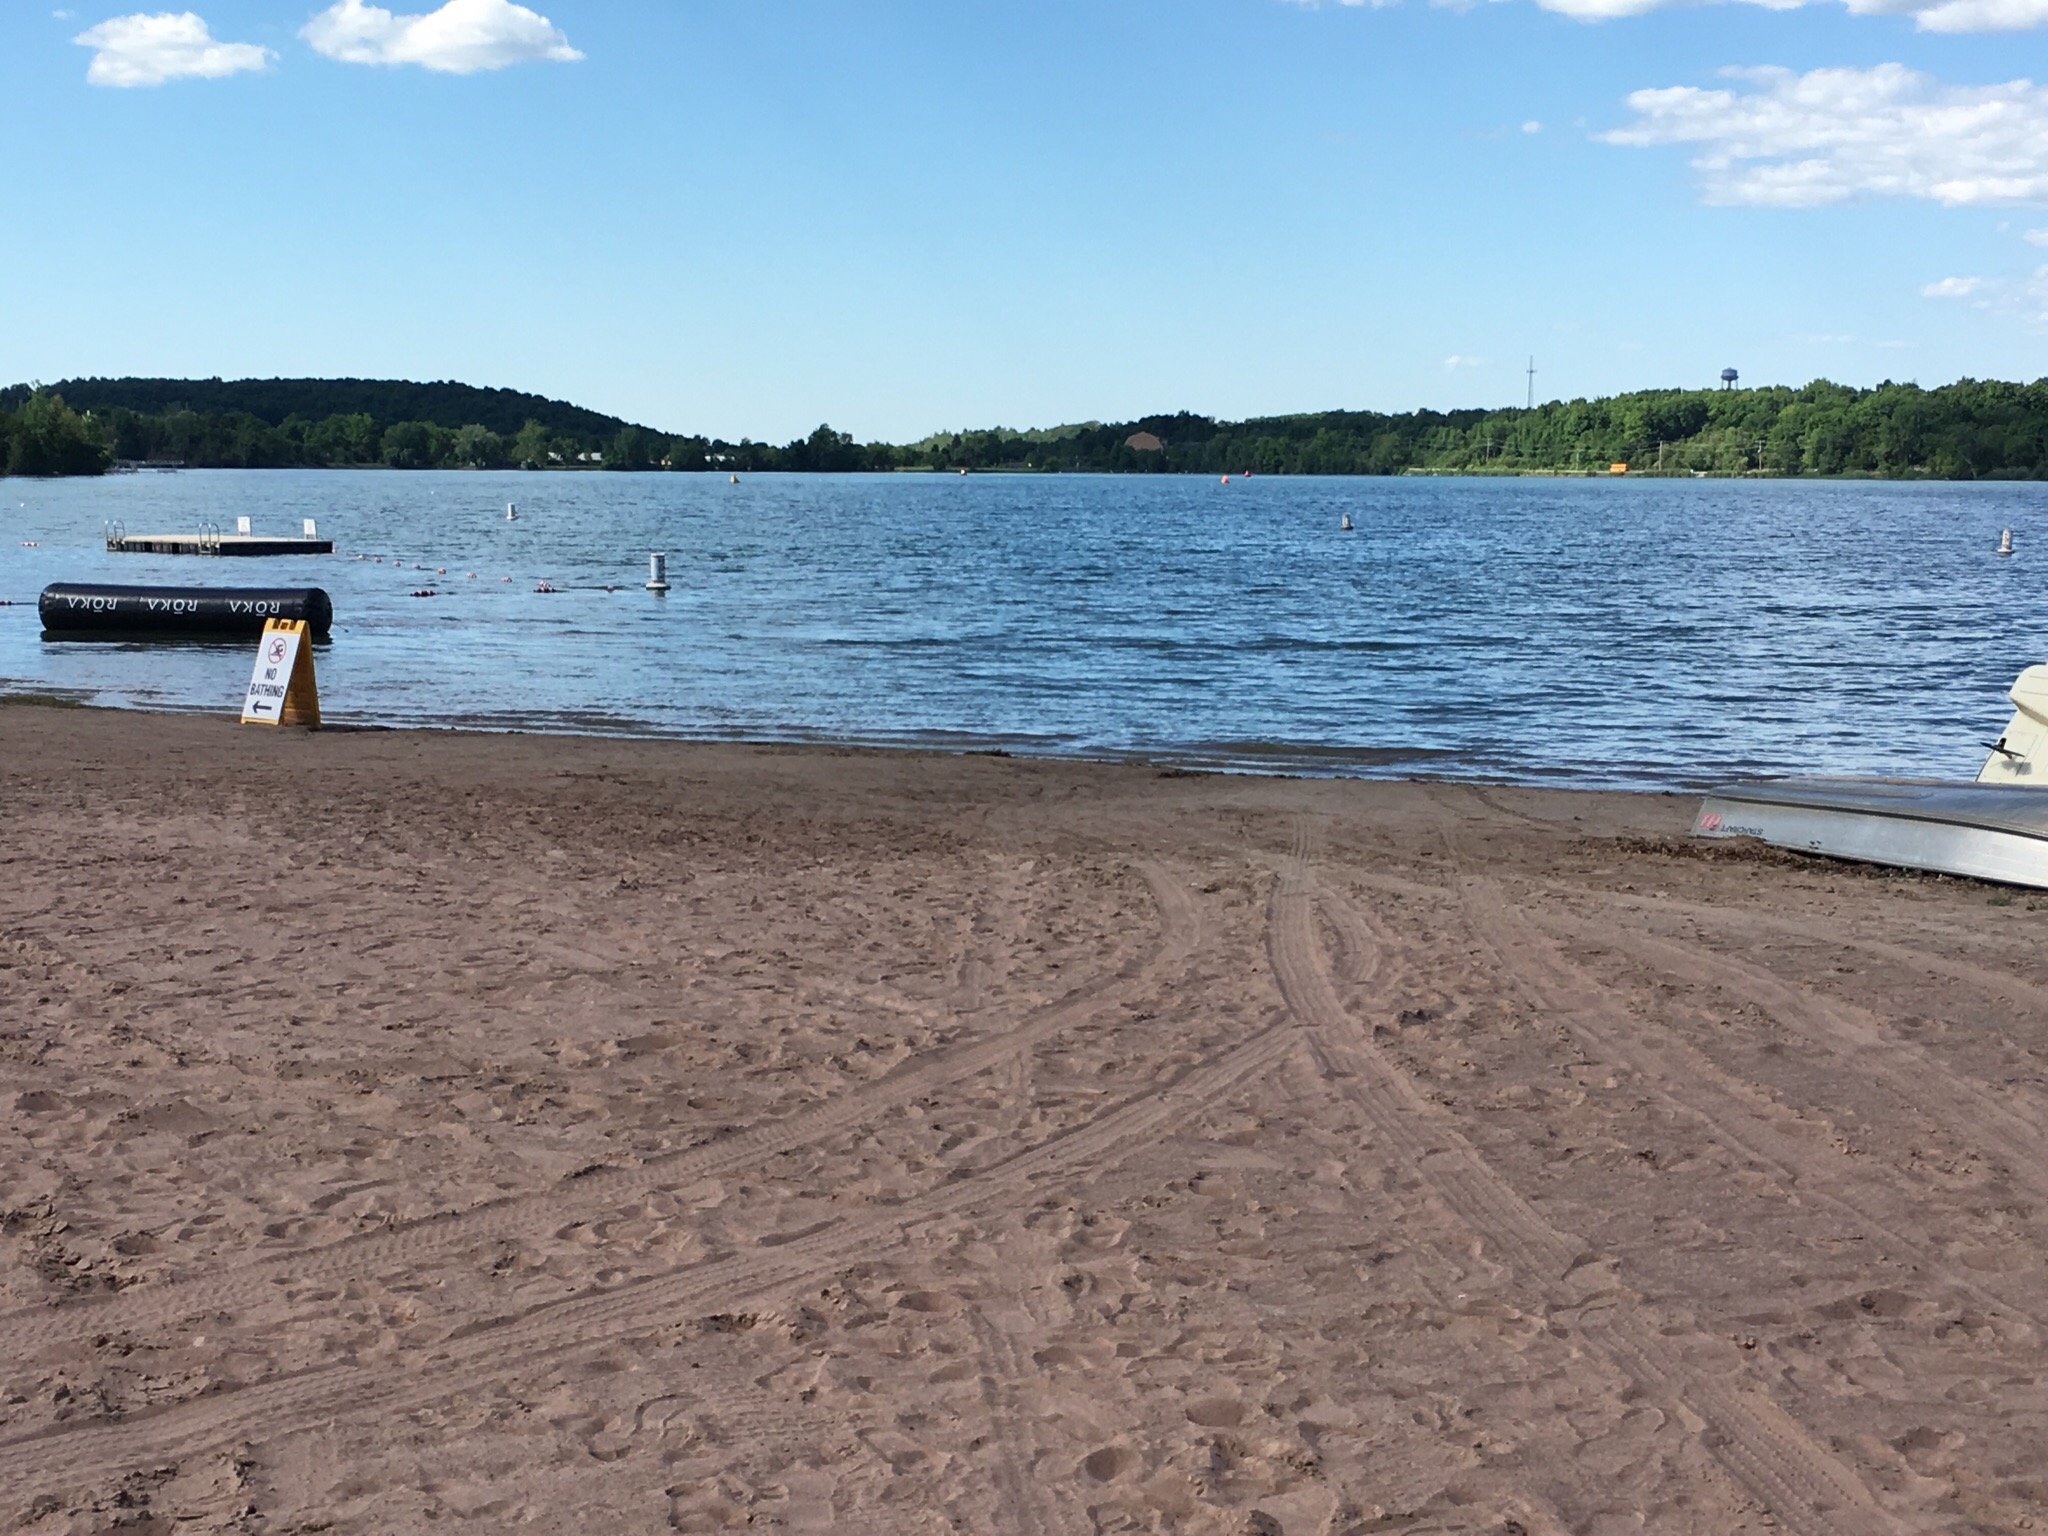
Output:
[{"left": 1692, "top": 665, "right": 2048, "bottom": 889}]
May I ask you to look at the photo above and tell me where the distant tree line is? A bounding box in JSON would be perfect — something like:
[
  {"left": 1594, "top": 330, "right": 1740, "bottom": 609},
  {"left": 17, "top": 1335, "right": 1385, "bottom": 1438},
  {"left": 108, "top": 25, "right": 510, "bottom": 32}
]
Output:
[
  {"left": 6, "top": 376, "right": 2047, "bottom": 479},
  {"left": 0, "top": 391, "right": 111, "bottom": 477},
  {"left": 902, "top": 379, "right": 2048, "bottom": 479}
]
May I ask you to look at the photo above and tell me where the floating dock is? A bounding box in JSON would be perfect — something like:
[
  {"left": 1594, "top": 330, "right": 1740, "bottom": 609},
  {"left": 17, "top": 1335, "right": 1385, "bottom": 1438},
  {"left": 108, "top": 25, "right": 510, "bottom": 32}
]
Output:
[{"left": 107, "top": 532, "right": 333, "bottom": 557}]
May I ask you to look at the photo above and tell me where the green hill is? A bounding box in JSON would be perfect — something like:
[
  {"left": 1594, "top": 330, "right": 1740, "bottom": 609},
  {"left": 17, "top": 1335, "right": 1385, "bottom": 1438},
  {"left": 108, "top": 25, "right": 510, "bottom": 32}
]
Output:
[{"left": 38, "top": 376, "right": 652, "bottom": 440}]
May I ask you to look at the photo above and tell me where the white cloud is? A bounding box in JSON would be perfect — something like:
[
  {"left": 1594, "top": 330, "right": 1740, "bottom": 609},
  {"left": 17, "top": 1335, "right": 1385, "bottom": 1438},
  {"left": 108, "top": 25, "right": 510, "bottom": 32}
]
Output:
[
  {"left": 303, "top": 0, "right": 581, "bottom": 73},
  {"left": 1605, "top": 64, "right": 2048, "bottom": 207},
  {"left": 1443, "top": 354, "right": 1489, "bottom": 369},
  {"left": 1922, "top": 266, "right": 2048, "bottom": 319},
  {"left": 74, "top": 11, "right": 270, "bottom": 86},
  {"left": 1290, "top": 0, "right": 2048, "bottom": 32},
  {"left": 1904, "top": 0, "right": 2048, "bottom": 30},
  {"left": 2025, "top": 227, "right": 2048, "bottom": 244},
  {"left": 1521, "top": 119, "right": 1543, "bottom": 134}
]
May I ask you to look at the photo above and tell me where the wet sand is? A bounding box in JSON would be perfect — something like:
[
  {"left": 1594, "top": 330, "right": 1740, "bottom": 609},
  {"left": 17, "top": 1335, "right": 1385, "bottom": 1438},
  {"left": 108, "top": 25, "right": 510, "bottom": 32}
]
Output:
[{"left": 3, "top": 704, "right": 2046, "bottom": 1534}]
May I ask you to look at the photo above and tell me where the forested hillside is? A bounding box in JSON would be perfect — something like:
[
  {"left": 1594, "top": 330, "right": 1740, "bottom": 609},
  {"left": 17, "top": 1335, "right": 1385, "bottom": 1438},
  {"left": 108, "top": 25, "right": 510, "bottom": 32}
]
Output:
[
  {"left": 910, "top": 379, "right": 2048, "bottom": 479},
  {"left": 42, "top": 378, "right": 642, "bottom": 441},
  {"left": 5, "top": 375, "right": 2045, "bottom": 478},
  {"left": 0, "top": 377, "right": 663, "bottom": 473}
]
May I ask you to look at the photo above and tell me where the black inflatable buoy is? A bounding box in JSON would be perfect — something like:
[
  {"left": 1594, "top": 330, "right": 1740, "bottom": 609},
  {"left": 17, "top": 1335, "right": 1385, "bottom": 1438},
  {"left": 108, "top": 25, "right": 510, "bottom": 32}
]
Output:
[{"left": 39, "top": 584, "right": 333, "bottom": 641}]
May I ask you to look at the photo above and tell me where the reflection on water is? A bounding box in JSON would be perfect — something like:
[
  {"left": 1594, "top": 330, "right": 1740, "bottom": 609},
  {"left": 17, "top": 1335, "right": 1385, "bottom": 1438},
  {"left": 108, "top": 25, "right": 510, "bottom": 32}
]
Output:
[{"left": 2, "top": 469, "right": 2043, "bottom": 788}]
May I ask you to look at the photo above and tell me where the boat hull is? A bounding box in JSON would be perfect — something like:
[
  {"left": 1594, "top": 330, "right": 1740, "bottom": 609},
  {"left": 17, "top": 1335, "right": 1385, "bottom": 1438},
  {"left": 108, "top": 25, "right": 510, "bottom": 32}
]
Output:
[{"left": 1693, "top": 778, "right": 2048, "bottom": 889}]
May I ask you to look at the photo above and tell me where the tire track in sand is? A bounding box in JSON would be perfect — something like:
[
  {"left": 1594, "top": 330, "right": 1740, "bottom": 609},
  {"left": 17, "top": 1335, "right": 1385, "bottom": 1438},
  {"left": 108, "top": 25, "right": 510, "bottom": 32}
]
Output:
[
  {"left": 0, "top": 862, "right": 1203, "bottom": 1362},
  {"left": 1534, "top": 882, "right": 2048, "bottom": 1025},
  {"left": 4, "top": 950, "right": 1296, "bottom": 1498},
  {"left": 1449, "top": 784, "right": 2048, "bottom": 1187},
  {"left": 1387, "top": 872, "right": 2046, "bottom": 1333},
  {"left": 1271, "top": 818, "right": 1897, "bottom": 1536},
  {"left": 969, "top": 1308, "right": 1071, "bottom": 1536},
  {"left": 1527, "top": 905, "right": 2048, "bottom": 1209},
  {"left": 1349, "top": 790, "right": 2048, "bottom": 1330}
]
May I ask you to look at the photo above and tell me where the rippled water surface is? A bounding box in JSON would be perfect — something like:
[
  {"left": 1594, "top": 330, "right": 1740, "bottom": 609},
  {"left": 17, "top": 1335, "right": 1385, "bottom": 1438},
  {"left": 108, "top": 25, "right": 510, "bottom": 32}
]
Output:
[{"left": 3, "top": 469, "right": 2043, "bottom": 787}]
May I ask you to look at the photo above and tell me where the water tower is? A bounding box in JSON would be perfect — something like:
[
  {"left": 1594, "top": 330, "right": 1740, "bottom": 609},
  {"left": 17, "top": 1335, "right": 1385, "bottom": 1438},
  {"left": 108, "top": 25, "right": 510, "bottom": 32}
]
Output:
[{"left": 1721, "top": 368, "right": 1740, "bottom": 390}]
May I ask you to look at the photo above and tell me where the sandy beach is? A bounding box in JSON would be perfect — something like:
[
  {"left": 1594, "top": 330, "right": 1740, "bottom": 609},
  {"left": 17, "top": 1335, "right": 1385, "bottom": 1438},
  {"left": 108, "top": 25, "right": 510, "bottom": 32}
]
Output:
[{"left": 4, "top": 702, "right": 2046, "bottom": 1534}]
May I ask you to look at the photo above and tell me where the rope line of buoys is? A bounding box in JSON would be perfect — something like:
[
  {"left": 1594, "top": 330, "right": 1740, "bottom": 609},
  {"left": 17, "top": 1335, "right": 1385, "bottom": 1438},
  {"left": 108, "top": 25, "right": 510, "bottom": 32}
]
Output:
[{"left": 335, "top": 510, "right": 687, "bottom": 601}]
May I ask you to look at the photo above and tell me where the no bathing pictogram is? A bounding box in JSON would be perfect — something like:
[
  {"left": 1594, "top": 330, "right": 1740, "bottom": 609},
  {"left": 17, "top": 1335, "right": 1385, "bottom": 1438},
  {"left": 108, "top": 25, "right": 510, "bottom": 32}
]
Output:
[{"left": 267, "top": 636, "right": 288, "bottom": 666}]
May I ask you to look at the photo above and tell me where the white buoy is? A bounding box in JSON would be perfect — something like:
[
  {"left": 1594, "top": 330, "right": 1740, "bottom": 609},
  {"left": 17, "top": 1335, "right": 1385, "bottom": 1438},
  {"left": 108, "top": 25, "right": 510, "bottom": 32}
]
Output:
[
  {"left": 730, "top": 473, "right": 740, "bottom": 486},
  {"left": 647, "top": 552, "right": 670, "bottom": 593},
  {"left": 506, "top": 502, "right": 518, "bottom": 521},
  {"left": 1341, "top": 513, "right": 1354, "bottom": 532},
  {"left": 1999, "top": 528, "right": 2015, "bottom": 558}
]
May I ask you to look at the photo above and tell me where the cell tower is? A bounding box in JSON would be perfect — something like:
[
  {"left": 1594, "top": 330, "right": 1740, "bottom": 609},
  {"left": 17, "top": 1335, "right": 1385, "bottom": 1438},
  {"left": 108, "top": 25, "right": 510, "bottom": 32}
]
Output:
[
  {"left": 1721, "top": 368, "right": 1740, "bottom": 391},
  {"left": 1526, "top": 357, "right": 1537, "bottom": 411}
]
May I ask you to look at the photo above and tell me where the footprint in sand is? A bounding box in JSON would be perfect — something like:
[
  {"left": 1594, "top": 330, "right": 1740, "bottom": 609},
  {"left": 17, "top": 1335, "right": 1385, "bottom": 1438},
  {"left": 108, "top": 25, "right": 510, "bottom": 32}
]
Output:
[
  {"left": 1082, "top": 1444, "right": 1139, "bottom": 1482},
  {"left": 892, "top": 1289, "right": 960, "bottom": 1314},
  {"left": 1185, "top": 1396, "right": 1249, "bottom": 1428}
]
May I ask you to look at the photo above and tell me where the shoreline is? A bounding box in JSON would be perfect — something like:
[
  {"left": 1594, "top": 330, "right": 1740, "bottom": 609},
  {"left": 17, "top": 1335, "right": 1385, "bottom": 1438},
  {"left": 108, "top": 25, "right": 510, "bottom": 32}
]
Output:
[{"left": 0, "top": 691, "right": 1711, "bottom": 795}]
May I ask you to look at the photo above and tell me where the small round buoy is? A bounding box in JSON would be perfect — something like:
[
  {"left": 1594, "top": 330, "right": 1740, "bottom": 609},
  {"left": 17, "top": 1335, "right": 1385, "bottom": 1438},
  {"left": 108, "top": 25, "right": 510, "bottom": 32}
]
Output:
[
  {"left": 501, "top": 575, "right": 513, "bottom": 583},
  {"left": 437, "top": 567, "right": 447, "bottom": 575},
  {"left": 1220, "top": 475, "right": 1230, "bottom": 486},
  {"left": 468, "top": 572, "right": 478, "bottom": 580},
  {"left": 534, "top": 580, "right": 556, "bottom": 593}
]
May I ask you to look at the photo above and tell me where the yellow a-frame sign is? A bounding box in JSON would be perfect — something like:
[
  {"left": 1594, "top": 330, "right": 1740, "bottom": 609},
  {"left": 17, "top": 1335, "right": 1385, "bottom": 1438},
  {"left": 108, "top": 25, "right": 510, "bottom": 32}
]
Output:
[{"left": 241, "top": 618, "right": 321, "bottom": 729}]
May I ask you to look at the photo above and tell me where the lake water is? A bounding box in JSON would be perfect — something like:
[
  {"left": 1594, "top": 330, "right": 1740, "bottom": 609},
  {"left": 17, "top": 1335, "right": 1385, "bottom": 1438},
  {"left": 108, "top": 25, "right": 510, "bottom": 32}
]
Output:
[{"left": 2, "top": 470, "right": 2042, "bottom": 788}]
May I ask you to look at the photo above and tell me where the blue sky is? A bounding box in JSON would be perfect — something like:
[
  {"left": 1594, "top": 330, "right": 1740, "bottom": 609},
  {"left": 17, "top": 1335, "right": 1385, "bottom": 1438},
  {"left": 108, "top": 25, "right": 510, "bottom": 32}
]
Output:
[{"left": 3, "top": 0, "right": 2045, "bottom": 440}]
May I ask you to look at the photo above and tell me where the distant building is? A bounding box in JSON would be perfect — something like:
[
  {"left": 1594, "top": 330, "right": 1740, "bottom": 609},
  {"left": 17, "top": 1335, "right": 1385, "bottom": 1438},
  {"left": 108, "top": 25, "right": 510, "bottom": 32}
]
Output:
[{"left": 1124, "top": 431, "right": 1166, "bottom": 453}]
